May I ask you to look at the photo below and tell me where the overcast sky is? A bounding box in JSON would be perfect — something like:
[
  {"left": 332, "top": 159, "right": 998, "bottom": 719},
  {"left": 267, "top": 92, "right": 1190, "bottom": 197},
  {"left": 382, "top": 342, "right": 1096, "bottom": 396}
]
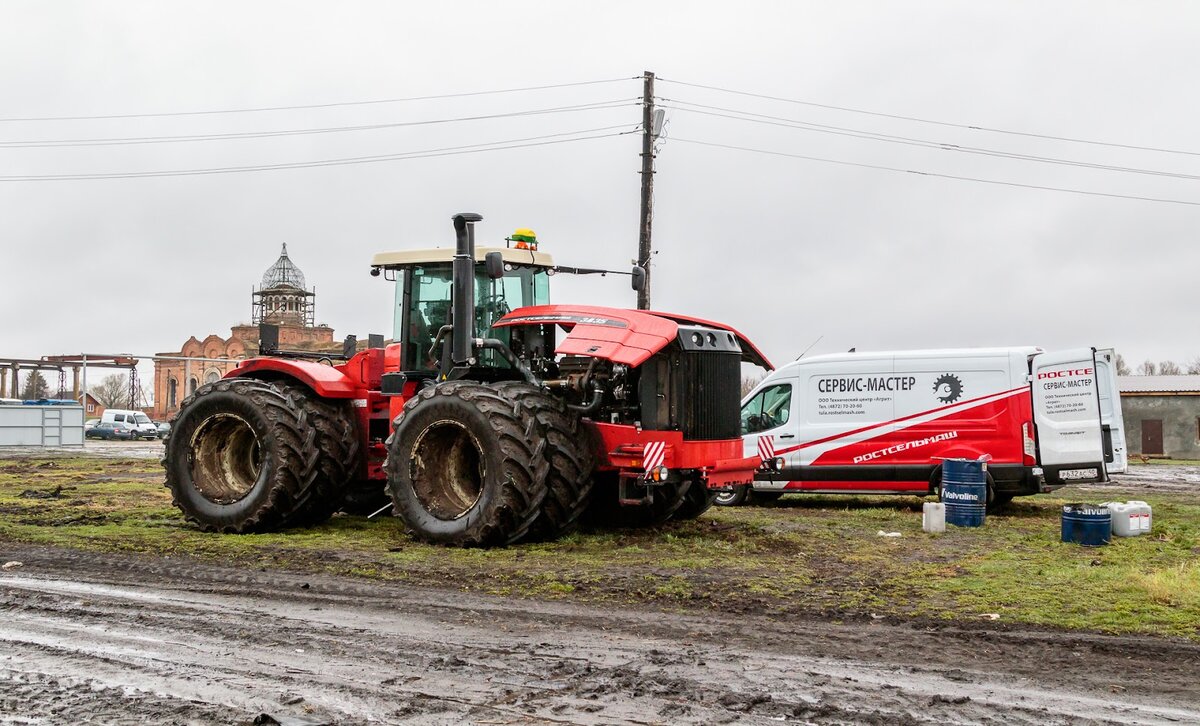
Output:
[{"left": 4, "top": 1, "right": 1199, "bottom": 393}]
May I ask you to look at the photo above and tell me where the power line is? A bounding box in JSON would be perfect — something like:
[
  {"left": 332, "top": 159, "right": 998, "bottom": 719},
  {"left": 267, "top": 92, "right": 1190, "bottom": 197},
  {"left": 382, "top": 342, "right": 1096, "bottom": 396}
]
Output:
[
  {"left": 672, "top": 136, "right": 1200, "bottom": 207},
  {"left": 0, "top": 125, "right": 639, "bottom": 181},
  {"left": 658, "top": 99, "right": 1200, "bottom": 182},
  {"left": 658, "top": 78, "right": 1200, "bottom": 158},
  {"left": 0, "top": 99, "right": 639, "bottom": 148},
  {"left": 0, "top": 77, "right": 638, "bottom": 123}
]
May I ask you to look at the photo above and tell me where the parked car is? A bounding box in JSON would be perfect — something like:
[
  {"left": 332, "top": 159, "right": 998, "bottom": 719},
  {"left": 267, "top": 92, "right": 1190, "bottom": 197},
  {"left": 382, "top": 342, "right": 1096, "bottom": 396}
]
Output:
[
  {"left": 86, "top": 422, "right": 134, "bottom": 441},
  {"left": 102, "top": 409, "right": 158, "bottom": 440},
  {"left": 84, "top": 418, "right": 101, "bottom": 431},
  {"left": 155, "top": 421, "right": 171, "bottom": 439}
]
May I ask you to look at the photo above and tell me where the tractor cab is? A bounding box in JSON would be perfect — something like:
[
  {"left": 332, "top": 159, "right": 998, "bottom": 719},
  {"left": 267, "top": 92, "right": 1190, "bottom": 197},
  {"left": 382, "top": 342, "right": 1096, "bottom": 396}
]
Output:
[{"left": 370, "top": 240, "right": 555, "bottom": 375}]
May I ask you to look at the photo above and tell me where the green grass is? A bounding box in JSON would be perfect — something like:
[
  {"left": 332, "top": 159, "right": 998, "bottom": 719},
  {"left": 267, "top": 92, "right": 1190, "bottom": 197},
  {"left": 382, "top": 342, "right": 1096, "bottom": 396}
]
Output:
[{"left": 1, "top": 456, "right": 1198, "bottom": 640}]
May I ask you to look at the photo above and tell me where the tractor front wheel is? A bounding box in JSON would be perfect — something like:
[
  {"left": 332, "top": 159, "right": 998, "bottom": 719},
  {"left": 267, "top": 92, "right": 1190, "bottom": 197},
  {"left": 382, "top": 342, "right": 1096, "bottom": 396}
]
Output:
[
  {"left": 386, "top": 382, "right": 547, "bottom": 547},
  {"left": 672, "top": 480, "right": 716, "bottom": 520}
]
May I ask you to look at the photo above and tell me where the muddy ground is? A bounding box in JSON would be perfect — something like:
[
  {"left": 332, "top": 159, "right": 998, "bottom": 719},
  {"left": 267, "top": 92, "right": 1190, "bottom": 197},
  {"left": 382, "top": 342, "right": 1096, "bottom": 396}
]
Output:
[
  {"left": 1, "top": 544, "right": 1197, "bottom": 725},
  {"left": 1, "top": 452, "right": 1198, "bottom": 724}
]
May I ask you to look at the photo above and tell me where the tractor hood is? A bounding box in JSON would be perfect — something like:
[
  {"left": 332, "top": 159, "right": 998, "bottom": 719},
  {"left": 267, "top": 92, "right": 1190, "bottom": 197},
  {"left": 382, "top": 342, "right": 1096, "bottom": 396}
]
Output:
[{"left": 493, "top": 305, "right": 773, "bottom": 370}]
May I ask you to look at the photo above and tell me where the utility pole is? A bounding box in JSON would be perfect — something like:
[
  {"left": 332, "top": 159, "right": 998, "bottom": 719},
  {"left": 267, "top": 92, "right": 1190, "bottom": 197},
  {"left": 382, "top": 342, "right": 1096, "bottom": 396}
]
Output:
[{"left": 636, "top": 70, "right": 656, "bottom": 310}]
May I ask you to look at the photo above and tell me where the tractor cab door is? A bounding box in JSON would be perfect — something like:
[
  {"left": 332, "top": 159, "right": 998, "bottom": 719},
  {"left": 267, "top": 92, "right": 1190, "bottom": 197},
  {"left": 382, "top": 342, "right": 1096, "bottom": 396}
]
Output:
[{"left": 395, "top": 262, "right": 551, "bottom": 373}]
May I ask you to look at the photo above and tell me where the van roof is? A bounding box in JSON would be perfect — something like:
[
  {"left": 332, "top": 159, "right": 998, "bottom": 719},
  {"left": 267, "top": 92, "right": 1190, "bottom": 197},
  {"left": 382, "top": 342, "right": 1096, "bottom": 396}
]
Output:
[{"left": 775, "top": 346, "right": 1043, "bottom": 373}]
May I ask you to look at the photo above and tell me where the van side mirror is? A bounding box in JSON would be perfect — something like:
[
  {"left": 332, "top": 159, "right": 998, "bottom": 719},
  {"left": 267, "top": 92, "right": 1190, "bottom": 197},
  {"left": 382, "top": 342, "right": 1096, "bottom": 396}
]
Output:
[
  {"left": 631, "top": 266, "right": 646, "bottom": 291},
  {"left": 485, "top": 251, "right": 505, "bottom": 280}
]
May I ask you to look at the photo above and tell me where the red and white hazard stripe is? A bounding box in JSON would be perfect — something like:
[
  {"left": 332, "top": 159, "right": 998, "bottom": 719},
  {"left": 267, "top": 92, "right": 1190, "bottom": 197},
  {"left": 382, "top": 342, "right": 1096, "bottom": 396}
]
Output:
[
  {"left": 643, "top": 441, "right": 666, "bottom": 470},
  {"left": 757, "top": 435, "right": 775, "bottom": 462}
]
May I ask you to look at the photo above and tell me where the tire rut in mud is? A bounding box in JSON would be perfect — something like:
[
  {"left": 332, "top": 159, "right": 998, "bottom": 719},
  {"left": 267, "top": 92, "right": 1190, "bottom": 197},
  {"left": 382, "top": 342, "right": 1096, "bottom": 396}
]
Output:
[{"left": 2, "top": 545, "right": 1199, "bottom": 725}]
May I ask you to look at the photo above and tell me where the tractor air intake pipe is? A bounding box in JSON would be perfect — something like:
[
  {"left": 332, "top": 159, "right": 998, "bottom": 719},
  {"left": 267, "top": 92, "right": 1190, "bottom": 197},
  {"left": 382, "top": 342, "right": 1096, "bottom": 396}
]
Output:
[{"left": 451, "top": 212, "right": 483, "bottom": 367}]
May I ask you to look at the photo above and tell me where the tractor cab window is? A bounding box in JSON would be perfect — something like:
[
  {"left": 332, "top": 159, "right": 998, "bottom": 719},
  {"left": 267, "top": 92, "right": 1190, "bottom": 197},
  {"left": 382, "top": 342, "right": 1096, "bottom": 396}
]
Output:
[
  {"left": 397, "top": 262, "right": 551, "bottom": 372},
  {"left": 741, "top": 384, "right": 792, "bottom": 434}
]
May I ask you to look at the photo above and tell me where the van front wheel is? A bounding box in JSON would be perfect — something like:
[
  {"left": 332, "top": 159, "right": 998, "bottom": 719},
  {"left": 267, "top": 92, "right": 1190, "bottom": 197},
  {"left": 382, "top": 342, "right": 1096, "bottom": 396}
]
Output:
[{"left": 714, "top": 485, "right": 749, "bottom": 507}]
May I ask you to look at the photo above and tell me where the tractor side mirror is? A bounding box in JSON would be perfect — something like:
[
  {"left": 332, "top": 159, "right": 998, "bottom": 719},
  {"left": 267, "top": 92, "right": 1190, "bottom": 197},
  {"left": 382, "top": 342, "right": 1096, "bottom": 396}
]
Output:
[
  {"left": 631, "top": 266, "right": 646, "bottom": 291},
  {"left": 485, "top": 251, "right": 505, "bottom": 280}
]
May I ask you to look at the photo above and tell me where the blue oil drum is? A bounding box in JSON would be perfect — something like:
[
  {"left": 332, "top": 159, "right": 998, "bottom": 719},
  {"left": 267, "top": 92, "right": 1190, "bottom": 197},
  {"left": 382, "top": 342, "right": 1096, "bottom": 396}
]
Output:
[
  {"left": 1061, "top": 504, "right": 1111, "bottom": 546},
  {"left": 941, "top": 458, "right": 987, "bottom": 527}
]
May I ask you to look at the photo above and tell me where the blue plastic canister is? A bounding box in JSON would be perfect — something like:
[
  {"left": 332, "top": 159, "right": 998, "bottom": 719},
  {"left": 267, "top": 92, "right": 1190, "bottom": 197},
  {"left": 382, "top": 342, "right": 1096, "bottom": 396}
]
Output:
[
  {"left": 941, "top": 458, "right": 987, "bottom": 527},
  {"left": 1061, "top": 504, "right": 1111, "bottom": 546}
]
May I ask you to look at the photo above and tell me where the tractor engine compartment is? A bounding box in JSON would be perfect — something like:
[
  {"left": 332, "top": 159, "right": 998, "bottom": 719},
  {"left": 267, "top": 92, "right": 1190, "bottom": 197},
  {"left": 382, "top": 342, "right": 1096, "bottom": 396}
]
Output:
[{"left": 505, "top": 323, "right": 743, "bottom": 441}]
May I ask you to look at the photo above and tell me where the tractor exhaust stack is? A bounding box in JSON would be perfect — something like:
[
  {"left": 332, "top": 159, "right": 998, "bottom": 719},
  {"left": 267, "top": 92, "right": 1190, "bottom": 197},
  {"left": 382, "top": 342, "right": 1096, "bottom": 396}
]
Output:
[{"left": 451, "top": 212, "right": 483, "bottom": 367}]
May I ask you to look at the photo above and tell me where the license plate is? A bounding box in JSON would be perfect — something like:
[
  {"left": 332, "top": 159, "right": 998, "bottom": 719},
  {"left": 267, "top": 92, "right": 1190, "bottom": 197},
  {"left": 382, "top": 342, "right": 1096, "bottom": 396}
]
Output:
[{"left": 1059, "top": 468, "right": 1098, "bottom": 481}]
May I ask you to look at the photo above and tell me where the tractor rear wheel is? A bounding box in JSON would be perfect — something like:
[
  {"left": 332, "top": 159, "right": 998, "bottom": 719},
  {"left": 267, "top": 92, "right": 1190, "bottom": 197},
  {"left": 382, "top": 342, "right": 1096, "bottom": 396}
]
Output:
[
  {"left": 492, "top": 382, "right": 596, "bottom": 541},
  {"left": 163, "top": 378, "right": 356, "bottom": 533},
  {"left": 672, "top": 480, "right": 716, "bottom": 520},
  {"left": 386, "top": 381, "right": 548, "bottom": 547}
]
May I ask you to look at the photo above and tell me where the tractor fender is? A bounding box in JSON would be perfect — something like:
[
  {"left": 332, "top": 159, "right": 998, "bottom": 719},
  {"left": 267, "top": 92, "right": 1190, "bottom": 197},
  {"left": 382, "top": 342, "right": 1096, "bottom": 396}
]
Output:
[{"left": 227, "top": 358, "right": 359, "bottom": 398}]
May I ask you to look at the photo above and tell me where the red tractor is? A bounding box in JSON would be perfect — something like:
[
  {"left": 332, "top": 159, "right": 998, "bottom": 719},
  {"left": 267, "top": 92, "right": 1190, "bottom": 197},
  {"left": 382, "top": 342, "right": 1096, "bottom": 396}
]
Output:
[{"left": 164, "top": 213, "right": 772, "bottom": 546}]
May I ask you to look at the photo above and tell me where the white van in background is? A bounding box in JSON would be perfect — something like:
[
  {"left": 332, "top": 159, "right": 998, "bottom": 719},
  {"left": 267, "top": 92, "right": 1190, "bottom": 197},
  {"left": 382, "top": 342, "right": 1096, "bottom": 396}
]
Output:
[
  {"left": 101, "top": 409, "right": 158, "bottom": 440},
  {"left": 734, "top": 346, "right": 1123, "bottom": 507}
]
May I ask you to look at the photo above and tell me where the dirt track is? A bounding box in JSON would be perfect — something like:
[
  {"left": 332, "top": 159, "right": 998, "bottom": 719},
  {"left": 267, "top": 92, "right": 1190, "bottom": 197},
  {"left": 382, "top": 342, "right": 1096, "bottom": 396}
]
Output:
[{"left": 2, "top": 545, "right": 1198, "bottom": 725}]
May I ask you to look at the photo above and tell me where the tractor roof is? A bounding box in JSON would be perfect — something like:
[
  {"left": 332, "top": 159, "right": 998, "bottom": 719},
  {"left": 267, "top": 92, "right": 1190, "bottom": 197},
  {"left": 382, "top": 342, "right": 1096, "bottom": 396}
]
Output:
[{"left": 371, "top": 246, "right": 555, "bottom": 269}]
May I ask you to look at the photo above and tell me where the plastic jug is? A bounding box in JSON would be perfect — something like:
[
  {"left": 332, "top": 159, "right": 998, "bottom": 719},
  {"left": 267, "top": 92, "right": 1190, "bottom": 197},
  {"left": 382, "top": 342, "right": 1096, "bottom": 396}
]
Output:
[
  {"left": 1127, "top": 500, "right": 1153, "bottom": 533},
  {"left": 922, "top": 502, "right": 946, "bottom": 533},
  {"left": 1102, "top": 501, "right": 1153, "bottom": 537}
]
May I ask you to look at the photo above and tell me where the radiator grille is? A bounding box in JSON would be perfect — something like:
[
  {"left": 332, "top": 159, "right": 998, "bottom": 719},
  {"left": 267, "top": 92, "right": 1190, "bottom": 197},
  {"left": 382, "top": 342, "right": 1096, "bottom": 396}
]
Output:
[{"left": 676, "top": 350, "right": 741, "bottom": 440}]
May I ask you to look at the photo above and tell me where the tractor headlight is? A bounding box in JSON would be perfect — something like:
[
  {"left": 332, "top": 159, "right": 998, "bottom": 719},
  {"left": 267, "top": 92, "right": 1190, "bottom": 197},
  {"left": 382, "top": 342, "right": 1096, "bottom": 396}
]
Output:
[
  {"left": 649, "top": 465, "right": 669, "bottom": 482},
  {"left": 771, "top": 457, "right": 785, "bottom": 471}
]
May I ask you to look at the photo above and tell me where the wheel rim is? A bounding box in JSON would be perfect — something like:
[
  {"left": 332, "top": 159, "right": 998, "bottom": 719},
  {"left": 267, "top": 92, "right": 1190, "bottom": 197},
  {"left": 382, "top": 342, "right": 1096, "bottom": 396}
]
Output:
[
  {"left": 714, "top": 489, "right": 740, "bottom": 506},
  {"left": 189, "top": 413, "right": 261, "bottom": 504},
  {"left": 410, "top": 419, "right": 485, "bottom": 520}
]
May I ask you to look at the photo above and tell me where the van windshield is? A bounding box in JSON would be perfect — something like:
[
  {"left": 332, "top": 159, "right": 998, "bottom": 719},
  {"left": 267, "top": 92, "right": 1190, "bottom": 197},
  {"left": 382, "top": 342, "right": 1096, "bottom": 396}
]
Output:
[{"left": 135, "top": 414, "right": 152, "bottom": 424}]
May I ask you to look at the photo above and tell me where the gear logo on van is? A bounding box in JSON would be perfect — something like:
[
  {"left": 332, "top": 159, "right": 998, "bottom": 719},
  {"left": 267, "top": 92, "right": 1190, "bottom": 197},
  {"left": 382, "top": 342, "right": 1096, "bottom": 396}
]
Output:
[{"left": 933, "top": 374, "right": 963, "bottom": 404}]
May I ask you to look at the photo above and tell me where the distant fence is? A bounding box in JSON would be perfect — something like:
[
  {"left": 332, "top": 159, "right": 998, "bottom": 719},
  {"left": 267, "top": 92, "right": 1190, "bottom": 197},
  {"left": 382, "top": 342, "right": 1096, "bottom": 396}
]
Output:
[{"left": 0, "top": 404, "right": 84, "bottom": 447}]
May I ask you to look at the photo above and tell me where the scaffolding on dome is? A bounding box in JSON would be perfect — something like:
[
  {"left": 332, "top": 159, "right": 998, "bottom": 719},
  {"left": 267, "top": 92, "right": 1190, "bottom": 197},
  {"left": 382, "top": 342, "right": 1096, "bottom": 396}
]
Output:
[{"left": 252, "top": 243, "right": 317, "bottom": 327}]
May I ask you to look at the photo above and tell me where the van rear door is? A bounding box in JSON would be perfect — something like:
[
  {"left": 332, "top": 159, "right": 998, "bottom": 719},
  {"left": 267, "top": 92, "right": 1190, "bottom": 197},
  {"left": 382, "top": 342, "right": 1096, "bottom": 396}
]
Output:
[
  {"left": 1094, "top": 348, "right": 1128, "bottom": 473},
  {"left": 1031, "top": 348, "right": 1107, "bottom": 484}
]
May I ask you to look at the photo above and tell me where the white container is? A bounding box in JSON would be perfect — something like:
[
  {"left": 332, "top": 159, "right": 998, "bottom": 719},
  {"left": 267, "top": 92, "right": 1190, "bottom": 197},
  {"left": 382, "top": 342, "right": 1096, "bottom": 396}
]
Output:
[
  {"left": 1104, "top": 501, "right": 1153, "bottom": 537},
  {"left": 1127, "top": 500, "right": 1152, "bottom": 533},
  {"left": 923, "top": 502, "right": 946, "bottom": 533}
]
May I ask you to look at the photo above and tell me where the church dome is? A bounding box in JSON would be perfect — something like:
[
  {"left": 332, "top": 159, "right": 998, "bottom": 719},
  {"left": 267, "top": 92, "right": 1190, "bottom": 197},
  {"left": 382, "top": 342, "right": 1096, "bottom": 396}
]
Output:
[{"left": 261, "top": 243, "right": 306, "bottom": 289}]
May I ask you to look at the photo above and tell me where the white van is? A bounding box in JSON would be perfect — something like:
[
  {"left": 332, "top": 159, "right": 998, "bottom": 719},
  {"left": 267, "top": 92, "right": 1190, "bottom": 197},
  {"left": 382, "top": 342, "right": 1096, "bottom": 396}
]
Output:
[
  {"left": 102, "top": 409, "right": 158, "bottom": 440},
  {"left": 733, "top": 346, "right": 1123, "bottom": 507}
]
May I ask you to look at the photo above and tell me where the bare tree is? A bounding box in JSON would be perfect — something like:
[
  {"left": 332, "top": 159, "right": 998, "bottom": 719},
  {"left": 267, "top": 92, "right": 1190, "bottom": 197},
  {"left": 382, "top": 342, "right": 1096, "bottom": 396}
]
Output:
[
  {"left": 1187, "top": 357, "right": 1200, "bottom": 375},
  {"left": 1137, "top": 360, "right": 1157, "bottom": 376},
  {"left": 1159, "top": 360, "right": 1183, "bottom": 375},
  {"left": 90, "top": 373, "right": 131, "bottom": 408},
  {"left": 1115, "top": 353, "right": 1131, "bottom": 376},
  {"left": 741, "top": 373, "right": 766, "bottom": 398},
  {"left": 19, "top": 371, "right": 50, "bottom": 400}
]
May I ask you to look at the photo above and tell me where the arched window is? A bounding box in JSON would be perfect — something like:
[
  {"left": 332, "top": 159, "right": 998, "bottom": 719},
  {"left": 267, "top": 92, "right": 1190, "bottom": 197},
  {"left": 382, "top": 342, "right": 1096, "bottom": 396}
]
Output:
[
  {"left": 205, "top": 370, "right": 220, "bottom": 385},
  {"left": 188, "top": 377, "right": 198, "bottom": 396},
  {"left": 168, "top": 378, "right": 177, "bottom": 408}
]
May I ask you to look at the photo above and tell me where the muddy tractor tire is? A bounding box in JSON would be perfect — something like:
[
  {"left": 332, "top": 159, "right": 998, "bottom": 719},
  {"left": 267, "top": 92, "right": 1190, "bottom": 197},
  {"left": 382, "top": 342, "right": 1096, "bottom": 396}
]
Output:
[
  {"left": 164, "top": 378, "right": 357, "bottom": 533},
  {"left": 582, "top": 473, "right": 691, "bottom": 529},
  {"left": 385, "top": 381, "right": 548, "bottom": 547},
  {"left": 672, "top": 480, "right": 717, "bottom": 520},
  {"left": 493, "top": 381, "right": 596, "bottom": 541}
]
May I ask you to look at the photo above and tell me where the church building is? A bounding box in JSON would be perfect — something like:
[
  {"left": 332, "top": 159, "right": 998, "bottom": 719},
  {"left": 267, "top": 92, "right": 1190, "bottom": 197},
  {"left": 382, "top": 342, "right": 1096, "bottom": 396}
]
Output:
[{"left": 152, "top": 245, "right": 335, "bottom": 419}]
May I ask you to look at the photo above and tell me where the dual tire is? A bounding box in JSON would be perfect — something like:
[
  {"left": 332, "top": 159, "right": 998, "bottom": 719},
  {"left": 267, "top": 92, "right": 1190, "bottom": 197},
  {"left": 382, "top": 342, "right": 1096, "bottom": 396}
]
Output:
[
  {"left": 385, "top": 381, "right": 596, "bottom": 547},
  {"left": 163, "top": 378, "right": 359, "bottom": 533}
]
